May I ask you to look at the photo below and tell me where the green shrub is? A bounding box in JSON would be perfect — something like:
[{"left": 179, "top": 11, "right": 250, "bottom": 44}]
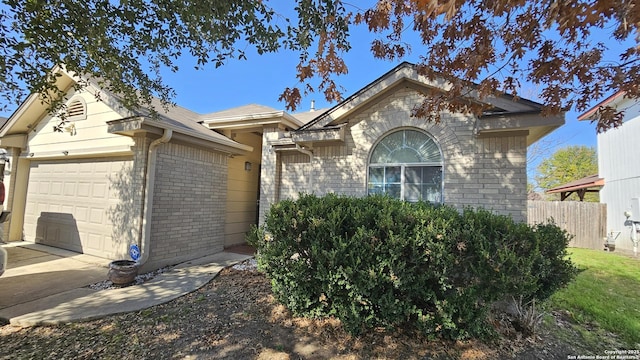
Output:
[{"left": 247, "top": 194, "right": 577, "bottom": 338}]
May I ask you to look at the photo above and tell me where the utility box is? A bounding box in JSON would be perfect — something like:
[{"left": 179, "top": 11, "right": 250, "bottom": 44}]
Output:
[{"left": 631, "top": 198, "right": 640, "bottom": 222}]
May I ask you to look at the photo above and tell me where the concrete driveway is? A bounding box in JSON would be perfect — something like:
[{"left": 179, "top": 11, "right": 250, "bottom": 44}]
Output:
[
  {"left": 0, "top": 242, "right": 253, "bottom": 327},
  {"left": 0, "top": 242, "right": 111, "bottom": 311}
]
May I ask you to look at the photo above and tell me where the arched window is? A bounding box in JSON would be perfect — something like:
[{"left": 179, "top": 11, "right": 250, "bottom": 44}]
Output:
[{"left": 367, "top": 129, "right": 443, "bottom": 203}]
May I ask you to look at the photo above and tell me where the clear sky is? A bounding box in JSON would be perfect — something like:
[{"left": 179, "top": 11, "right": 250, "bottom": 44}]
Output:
[
  {"left": 154, "top": 21, "right": 611, "bottom": 182},
  {"left": 2, "top": 5, "right": 631, "bottom": 182}
]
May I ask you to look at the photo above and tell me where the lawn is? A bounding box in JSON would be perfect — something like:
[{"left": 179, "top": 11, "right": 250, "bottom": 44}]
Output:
[{"left": 549, "top": 248, "right": 640, "bottom": 347}]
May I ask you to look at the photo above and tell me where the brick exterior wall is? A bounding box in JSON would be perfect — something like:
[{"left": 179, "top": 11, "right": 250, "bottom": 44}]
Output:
[
  {"left": 146, "top": 141, "right": 228, "bottom": 270},
  {"left": 261, "top": 87, "right": 528, "bottom": 222}
]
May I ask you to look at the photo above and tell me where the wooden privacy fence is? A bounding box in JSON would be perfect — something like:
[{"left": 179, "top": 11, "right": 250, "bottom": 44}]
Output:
[{"left": 527, "top": 201, "right": 607, "bottom": 250}]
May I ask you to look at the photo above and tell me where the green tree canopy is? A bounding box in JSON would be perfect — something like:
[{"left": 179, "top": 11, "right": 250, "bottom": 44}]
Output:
[
  {"left": 0, "top": 0, "right": 638, "bottom": 130},
  {"left": 536, "top": 145, "right": 599, "bottom": 202}
]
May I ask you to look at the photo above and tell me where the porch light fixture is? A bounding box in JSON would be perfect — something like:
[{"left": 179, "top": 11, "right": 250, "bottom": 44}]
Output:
[{"left": 244, "top": 161, "right": 252, "bottom": 171}]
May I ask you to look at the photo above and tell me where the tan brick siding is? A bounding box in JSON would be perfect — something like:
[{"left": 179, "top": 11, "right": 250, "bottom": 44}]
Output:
[
  {"left": 262, "top": 87, "right": 528, "bottom": 223},
  {"left": 147, "top": 142, "right": 228, "bottom": 269}
]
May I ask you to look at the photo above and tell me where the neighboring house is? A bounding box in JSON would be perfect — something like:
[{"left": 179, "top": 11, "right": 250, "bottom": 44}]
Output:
[
  {"left": 579, "top": 91, "right": 640, "bottom": 253},
  {"left": 0, "top": 62, "right": 564, "bottom": 271}
]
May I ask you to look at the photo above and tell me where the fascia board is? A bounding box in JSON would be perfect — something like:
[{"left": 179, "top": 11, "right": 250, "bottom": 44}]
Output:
[{"left": 108, "top": 117, "right": 252, "bottom": 155}]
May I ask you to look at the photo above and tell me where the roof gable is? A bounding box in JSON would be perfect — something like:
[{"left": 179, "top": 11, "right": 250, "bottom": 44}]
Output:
[
  {"left": 298, "top": 62, "right": 545, "bottom": 131},
  {"left": 0, "top": 69, "right": 250, "bottom": 154},
  {"left": 0, "top": 68, "right": 78, "bottom": 138},
  {"left": 294, "top": 62, "right": 563, "bottom": 146}
]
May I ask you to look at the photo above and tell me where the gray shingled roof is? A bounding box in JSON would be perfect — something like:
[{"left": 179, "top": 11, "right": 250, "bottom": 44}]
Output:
[
  {"left": 201, "top": 104, "right": 281, "bottom": 121},
  {"left": 131, "top": 98, "right": 238, "bottom": 145},
  {"left": 291, "top": 109, "right": 328, "bottom": 124}
]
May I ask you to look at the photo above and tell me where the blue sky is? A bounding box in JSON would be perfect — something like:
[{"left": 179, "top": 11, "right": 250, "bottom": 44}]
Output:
[
  {"left": 2, "top": 5, "right": 631, "bottom": 181},
  {"left": 155, "top": 21, "right": 608, "bottom": 182}
]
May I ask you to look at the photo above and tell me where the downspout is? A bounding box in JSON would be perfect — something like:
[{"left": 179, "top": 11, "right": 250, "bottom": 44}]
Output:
[
  {"left": 137, "top": 129, "right": 173, "bottom": 267},
  {"left": 296, "top": 144, "right": 314, "bottom": 191}
]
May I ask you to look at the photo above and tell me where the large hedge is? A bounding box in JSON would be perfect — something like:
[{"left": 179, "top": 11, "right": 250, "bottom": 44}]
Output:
[{"left": 248, "top": 194, "right": 577, "bottom": 338}]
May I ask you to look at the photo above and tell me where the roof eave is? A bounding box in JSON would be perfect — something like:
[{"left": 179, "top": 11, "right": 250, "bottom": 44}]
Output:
[
  {"left": 201, "top": 111, "right": 303, "bottom": 131},
  {"left": 299, "top": 62, "right": 546, "bottom": 131},
  {"left": 0, "top": 67, "right": 77, "bottom": 137},
  {"left": 108, "top": 116, "right": 252, "bottom": 155},
  {"left": 578, "top": 90, "right": 627, "bottom": 121},
  {"left": 545, "top": 176, "right": 605, "bottom": 194},
  {"left": 477, "top": 112, "right": 565, "bottom": 146},
  {"left": 291, "top": 125, "right": 346, "bottom": 145}
]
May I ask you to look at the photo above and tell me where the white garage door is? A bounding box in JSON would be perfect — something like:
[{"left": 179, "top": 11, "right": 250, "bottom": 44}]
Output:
[{"left": 24, "top": 157, "right": 133, "bottom": 259}]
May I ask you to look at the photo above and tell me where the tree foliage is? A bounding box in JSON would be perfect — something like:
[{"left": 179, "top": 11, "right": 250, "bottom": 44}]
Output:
[
  {"left": 536, "top": 145, "right": 598, "bottom": 202},
  {"left": 350, "top": 0, "right": 639, "bottom": 131},
  {"left": 0, "top": 1, "right": 638, "bottom": 131},
  {"left": 0, "top": 0, "right": 349, "bottom": 117}
]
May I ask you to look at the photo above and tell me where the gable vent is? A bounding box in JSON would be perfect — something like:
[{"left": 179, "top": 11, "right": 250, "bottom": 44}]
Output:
[{"left": 66, "top": 97, "right": 87, "bottom": 120}]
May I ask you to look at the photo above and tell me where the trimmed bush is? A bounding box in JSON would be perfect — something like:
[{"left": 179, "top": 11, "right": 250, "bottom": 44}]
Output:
[{"left": 248, "top": 194, "right": 577, "bottom": 338}]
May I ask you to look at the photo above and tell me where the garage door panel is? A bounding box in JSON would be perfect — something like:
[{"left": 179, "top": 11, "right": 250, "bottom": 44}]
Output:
[
  {"left": 92, "top": 183, "right": 107, "bottom": 198},
  {"left": 89, "top": 208, "right": 104, "bottom": 224},
  {"left": 61, "top": 204, "right": 74, "bottom": 214},
  {"left": 24, "top": 158, "right": 133, "bottom": 259},
  {"left": 51, "top": 181, "right": 63, "bottom": 194},
  {"left": 48, "top": 203, "right": 62, "bottom": 213},
  {"left": 43, "top": 225, "right": 58, "bottom": 244},
  {"left": 77, "top": 182, "right": 91, "bottom": 197},
  {"left": 36, "top": 202, "right": 49, "bottom": 215},
  {"left": 86, "top": 232, "right": 103, "bottom": 252},
  {"left": 38, "top": 182, "right": 50, "bottom": 194},
  {"left": 74, "top": 206, "right": 88, "bottom": 222}
]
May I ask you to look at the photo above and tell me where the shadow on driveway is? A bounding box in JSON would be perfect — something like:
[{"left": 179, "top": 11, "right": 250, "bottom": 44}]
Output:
[{"left": 0, "top": 242, "right": 110, "bottom": 310}]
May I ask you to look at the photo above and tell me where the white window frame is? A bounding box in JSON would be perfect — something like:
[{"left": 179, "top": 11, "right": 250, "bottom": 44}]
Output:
[{"left": 367, "top": 128, "right": 444, "bottom": 203}]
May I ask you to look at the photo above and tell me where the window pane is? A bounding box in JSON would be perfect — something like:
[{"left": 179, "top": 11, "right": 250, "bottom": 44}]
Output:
[
  {"left": 405, "top": 183, "right": 422, "bottom": 202},
  {"left": 385, "top": 166, "right": 401, "bottom": 183},
  {"left": 404, "top": 166, "right": 443, "bottom": 203},
  {"left": 423, "top": 185, "right": 442, "bottom": 203},
  {"left": 369, "top": 167, "right": 384, "bottom": 184},
  {"left": 405, "top": 166, "right": 422, "bottom": 183},
  {"left": 423, "top": 167, "right": 442, "bottom": 185},
  {"left": 385, "top": 184, "right": 401, "bottom": 199},
  {"left": 392, "top": 148, "right": 422, "bottom": 163},
  {"left": 368, "top": 167, "right": 384, "bottom": 195}
]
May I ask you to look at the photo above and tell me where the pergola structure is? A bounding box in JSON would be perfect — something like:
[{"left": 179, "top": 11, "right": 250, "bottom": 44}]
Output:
[{"left": 545, "top": 174, "right": 604, "bottom": 201}]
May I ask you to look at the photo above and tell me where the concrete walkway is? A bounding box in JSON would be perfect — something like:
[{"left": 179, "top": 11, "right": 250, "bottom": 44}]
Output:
[{"left": 0, "top": 245, "right": 252, "bottom": 327}]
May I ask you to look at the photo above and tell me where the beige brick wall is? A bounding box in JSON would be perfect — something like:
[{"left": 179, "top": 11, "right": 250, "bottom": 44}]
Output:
[
  {"left": 262, "top": 87, "right": 528, "bottom": 223},
  {"left": 146, "top": 141, "right": 228, "bottom": 269}
]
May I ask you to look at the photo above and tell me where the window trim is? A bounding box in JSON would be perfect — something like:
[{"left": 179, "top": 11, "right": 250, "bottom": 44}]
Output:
[{"left": 367, "top": 128, "right": 444, "bottom": 203}]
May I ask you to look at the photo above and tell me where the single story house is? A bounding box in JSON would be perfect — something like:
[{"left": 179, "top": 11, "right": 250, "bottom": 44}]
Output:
[
  {"left": 0, "top": 62, "right": 564, "bottom": 271},
  {"left": 579, "top": 91, "right": 640, "bottom": 253}
]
